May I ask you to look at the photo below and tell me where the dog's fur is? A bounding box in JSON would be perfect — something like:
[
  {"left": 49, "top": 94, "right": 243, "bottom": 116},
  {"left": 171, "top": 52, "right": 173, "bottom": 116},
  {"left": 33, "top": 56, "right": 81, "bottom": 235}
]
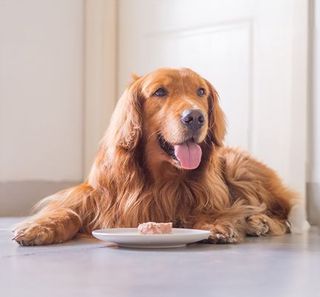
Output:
[{"left": 13, "top": 68, "right": 297, "bottom": 245}]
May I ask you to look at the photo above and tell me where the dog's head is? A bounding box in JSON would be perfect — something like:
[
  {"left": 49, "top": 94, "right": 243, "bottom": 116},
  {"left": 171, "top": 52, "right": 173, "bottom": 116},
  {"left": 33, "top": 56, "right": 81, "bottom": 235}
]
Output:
[{"left": 107, "top": 68, "right": 226, "bottom": 171}]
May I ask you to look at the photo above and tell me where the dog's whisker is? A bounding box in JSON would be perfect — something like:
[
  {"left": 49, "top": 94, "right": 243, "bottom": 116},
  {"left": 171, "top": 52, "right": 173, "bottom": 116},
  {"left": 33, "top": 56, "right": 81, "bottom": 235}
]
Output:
[{"left": 147, "top": 130, "right": 161, "bottom": 140}]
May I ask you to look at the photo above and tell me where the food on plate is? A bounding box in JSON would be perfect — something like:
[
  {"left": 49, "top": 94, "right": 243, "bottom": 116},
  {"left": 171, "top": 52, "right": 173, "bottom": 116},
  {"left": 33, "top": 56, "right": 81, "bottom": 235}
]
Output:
[{"left": 138, "top": 222, "right": 173, "bottom": 234}]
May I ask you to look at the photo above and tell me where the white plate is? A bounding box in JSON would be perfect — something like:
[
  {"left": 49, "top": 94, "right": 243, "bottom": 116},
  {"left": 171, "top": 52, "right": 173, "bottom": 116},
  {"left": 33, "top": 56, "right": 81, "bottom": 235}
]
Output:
[{"left": 92, "top": 228, "right": 210, "bottom": 249}]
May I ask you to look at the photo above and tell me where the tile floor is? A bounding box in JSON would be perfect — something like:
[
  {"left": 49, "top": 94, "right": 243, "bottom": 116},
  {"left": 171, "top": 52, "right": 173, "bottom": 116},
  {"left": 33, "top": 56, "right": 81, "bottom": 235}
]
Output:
[{"left": 0, "top": 217, "right": 319, "bottom": 297}]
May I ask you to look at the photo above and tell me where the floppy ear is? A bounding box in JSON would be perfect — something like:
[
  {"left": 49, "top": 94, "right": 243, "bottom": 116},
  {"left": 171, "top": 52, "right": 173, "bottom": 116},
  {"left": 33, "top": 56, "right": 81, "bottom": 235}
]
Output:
[
  {"left": 131, "top": 73, "right": 140, "bottom": 81},
  {"left": 205, "top": 80, "right": 226, "bottom": 147},
  {"left": 106, "top": 78, "right": 143, "bottom": 150},
  {"left": 89, "top": 78, "right": 144, "bottom": 189}
]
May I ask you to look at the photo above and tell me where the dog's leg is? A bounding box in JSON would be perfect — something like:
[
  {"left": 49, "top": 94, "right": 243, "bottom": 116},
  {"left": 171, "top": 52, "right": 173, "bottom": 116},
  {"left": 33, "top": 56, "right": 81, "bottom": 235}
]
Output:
[
  {"left": 13, "top": 209, "right": 81, "bottom": 246},
  {"left": 13, "top": 183, "right": 94, "bottom": 246},
  {"left": 246, "top": 213, "right": 289, "bottom": 236},
  {"left": 219, "top": 148, "right": 296, "bottom": 238},
  {"left": 194, "top": 220, "right": 244, "bottom": 244},
  {"left": 194, "top": 213, "right": 289, "bottom": 244}
]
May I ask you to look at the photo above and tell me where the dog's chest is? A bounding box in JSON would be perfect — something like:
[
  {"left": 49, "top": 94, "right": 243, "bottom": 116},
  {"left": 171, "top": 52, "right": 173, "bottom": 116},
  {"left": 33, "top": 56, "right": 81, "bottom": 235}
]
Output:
[{"left": 151, "top": 179, "right": 210, "bottom": 222}]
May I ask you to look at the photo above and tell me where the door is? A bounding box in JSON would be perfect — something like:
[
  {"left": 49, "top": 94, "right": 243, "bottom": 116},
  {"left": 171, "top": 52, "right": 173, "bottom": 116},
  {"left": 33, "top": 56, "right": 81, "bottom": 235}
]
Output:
[{"left": 117, "top": 0, "right": 309, "bottom": 229}]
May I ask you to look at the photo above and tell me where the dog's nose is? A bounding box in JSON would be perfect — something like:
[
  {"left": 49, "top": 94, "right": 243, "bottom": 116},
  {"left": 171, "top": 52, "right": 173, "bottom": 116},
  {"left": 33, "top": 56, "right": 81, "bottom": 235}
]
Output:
[{"left": 181, "top": 109, "right": 205, "bottom": 130}]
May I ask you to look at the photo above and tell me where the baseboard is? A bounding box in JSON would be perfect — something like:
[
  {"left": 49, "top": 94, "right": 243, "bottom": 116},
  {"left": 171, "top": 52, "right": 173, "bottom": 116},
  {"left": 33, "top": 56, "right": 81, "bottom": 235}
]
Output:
[
  {"left": 0, "top": 180, "right": 80, "bottom": 216},
  {"left": 307, "top": 182, "right": 320, "bottom": 225}
]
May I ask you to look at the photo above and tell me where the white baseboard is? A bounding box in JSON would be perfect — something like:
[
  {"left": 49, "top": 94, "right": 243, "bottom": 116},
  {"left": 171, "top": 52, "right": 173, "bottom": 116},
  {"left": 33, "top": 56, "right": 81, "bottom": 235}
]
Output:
[{"left": 0, "top": 180, "right": 80, "bottom": 216}]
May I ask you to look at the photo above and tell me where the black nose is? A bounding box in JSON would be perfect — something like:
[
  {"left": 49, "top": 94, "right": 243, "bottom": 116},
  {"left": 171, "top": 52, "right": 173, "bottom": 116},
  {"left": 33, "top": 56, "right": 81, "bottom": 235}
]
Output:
[{"left": 181, "top": 109, "right": 205, "bottom": 130}]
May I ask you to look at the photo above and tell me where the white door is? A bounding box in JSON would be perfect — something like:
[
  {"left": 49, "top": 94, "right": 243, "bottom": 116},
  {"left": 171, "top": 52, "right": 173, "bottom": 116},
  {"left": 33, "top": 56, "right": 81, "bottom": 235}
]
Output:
[{"left": 117, "top": 0, "right": 308, "bottom": 211}]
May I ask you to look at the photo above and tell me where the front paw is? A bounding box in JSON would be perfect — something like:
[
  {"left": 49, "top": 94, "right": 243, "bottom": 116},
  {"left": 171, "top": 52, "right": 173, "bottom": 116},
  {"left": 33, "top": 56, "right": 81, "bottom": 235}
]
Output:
[
  {"left": 13, "top": 223, "right": 56, "bottom": 246},
  {"left": 197, "top": 223, "right": 240, "bottom": 244},
  {"left": 246, "top": 214, "right": 269, "bottom": 236}
]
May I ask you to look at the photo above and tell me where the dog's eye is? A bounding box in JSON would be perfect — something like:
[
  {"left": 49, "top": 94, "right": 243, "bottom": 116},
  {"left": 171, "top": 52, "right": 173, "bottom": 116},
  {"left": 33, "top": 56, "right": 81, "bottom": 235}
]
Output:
[
  {"left": 197, "top": 88, "right": 206, "bottom": 96},
  {"left": 197, "top": 88, "right": 206, "bottom": 97},
  {"left": 153, "top": 88, "right": 168, "bottom": 97}
]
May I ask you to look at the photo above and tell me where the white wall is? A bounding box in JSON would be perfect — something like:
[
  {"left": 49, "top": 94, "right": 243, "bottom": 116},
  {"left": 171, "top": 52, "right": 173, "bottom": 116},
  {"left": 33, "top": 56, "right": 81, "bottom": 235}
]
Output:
[{"left": 0, "top": 0, "right": 84, "bottom": 182}]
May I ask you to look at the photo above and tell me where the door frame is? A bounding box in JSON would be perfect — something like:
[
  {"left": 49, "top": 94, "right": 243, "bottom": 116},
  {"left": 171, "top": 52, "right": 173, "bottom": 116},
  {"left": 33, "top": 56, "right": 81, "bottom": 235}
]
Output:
[
  {"left": 287, "top": 0, "right": 309, "bottom": 230},
  {"left": 307, "top": 0, "right": 320, "bottom": 225},
  {"left": 84, "top": 0, "right": 118, "bottom": 176}
]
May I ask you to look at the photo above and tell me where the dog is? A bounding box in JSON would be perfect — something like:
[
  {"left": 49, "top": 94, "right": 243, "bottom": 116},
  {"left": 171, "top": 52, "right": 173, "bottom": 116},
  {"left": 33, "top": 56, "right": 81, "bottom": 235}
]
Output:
[{"left": 13, "top": 68, "right": 297, "bottom": 245}]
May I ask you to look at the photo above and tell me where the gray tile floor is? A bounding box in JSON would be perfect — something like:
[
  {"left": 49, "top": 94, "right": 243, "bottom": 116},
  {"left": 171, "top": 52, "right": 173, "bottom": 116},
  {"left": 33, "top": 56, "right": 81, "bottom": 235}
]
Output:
[{"left": 0, "top": 217, "right": 319, "bottom": 297}]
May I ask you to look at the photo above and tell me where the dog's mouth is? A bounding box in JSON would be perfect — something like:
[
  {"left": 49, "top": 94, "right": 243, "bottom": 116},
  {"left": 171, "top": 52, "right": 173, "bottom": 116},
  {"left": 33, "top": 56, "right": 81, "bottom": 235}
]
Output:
[{"left": 158, "top": 134, "right": 202, "bottom": 170}]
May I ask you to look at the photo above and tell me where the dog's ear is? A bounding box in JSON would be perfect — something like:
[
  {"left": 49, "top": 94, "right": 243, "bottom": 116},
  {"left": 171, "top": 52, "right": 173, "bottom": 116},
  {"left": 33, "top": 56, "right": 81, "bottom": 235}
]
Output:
[
  {"left": 131, "top": 73, "right": 140, "bottom": 82},
  {"left": 107, "top": 78, "right": 143, "bottom": 150},
  {"left": 205, "top": 80, "right": 226, "bottom": 147}
]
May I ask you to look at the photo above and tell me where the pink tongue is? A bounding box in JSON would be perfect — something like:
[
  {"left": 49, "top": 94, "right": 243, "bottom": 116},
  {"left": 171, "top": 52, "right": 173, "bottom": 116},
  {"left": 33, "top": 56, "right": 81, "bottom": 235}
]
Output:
[{"left": 174, "top": 142, "right": 202, "bottom": 170}]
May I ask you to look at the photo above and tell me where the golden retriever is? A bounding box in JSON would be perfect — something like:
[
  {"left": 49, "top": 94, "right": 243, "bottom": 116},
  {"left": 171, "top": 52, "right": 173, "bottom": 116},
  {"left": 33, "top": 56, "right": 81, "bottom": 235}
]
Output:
[{"left": 13, "top": 68, "right": 296, "bottom": 245}]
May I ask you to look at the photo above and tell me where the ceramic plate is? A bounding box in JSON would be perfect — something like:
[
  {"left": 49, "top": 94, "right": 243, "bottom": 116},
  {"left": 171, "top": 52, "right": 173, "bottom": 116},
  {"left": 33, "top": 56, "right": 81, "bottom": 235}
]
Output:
[{"left": 92, "top": 228, "right": 210, "bottom": 248}]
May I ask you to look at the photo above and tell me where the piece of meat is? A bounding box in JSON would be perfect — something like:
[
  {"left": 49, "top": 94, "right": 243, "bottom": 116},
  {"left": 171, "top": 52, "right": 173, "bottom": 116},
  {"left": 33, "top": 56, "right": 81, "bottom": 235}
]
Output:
[{"left": 138, "top": 222, "right": 173, "bottom": 234}]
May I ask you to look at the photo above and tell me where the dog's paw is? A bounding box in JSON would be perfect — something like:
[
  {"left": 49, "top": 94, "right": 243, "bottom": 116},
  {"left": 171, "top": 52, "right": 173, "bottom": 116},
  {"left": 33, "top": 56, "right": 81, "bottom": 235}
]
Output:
[
  {"left": 246, "top": 214, "right": 269, "bottom": 236},
  {"left": 197, "top": 223, "right": 240, "bottom": 244},
  {"left": 13, "top": 223, "right": 56, "bottom": 246}
]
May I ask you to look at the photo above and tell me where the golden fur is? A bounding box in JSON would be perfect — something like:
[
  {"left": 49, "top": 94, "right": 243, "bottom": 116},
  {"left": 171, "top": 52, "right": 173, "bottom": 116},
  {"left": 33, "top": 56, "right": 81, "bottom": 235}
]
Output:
[{"left": 13, "top": 68, "right": 297, "bottom": 245}]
